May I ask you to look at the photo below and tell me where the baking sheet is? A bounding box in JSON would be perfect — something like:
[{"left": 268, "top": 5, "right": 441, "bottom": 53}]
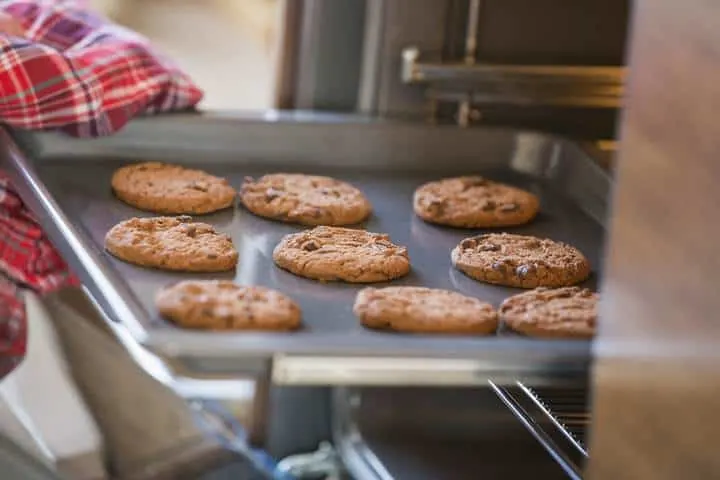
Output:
[{"left": 35, "top": 158, "right": 603, "bottom": 361}]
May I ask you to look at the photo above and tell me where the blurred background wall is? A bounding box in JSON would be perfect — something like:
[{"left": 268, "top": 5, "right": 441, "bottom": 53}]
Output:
[{"left": 89, "top": 0, "right": 281, "bottom": 110}]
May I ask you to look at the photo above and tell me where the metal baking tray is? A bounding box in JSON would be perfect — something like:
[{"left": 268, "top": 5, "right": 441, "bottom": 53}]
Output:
[{"left": 1, "top": 113, "right": 610, "bottom": 386}]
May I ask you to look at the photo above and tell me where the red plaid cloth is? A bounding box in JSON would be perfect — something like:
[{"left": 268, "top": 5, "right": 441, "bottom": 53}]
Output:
[{"left": 0, "top": 0, "right": 203, "bottom": 376}]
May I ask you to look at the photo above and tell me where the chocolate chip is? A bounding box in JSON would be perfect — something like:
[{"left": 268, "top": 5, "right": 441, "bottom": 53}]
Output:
[
  {"left": 147, "top": 181, "right": 154, "bottom": 187},
  {"left": 319, "top": 187, "right": 340, "bottom": 197},
  {"left": 137, "top": 166, "right": 148, "bottom": 171},
  {"left": 492, "top": 261, "right": 508, "bottom": 273},
  {"left": 460, "top": 238, "right": 477, "bottom": 249},
  {"left": 481, "top": 200, "right": 497, "bottom": 211},
  {"left": 462, "top": 178, "right": 489, "bottom": 190},
  {"left": 302, "top": 240, "right": 320, "bottom": 252},
  {"left": 427, "top": 198, "right": 445, "bottom": 213},
  {"left": 207, "top": 253, "right": 218, "bottom": 259},
  {"left": 295, "top": 207, "right": 322, "bottom": 218},
  {"left": 479, "top": 243, "right": 500, "bottom": 252},
  {"left": 516, "top": 264, "right": 534, "bottom": 277}
]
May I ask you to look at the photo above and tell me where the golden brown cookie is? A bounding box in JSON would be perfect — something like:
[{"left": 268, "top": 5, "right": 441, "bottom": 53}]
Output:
[
  {"left": 354, "top": 286, "right": 498, "bottom": 334},
  {"left": 273, "top": 226, "right": 410, "bottom": 283},
  {"left": 499, "top": 287, "right": 598, "bottom": 338},
  {"left": 451, "top": 233, "right": 590, "bottom": 288},
  {"left": 105, "top": 216, "right": 238, "bottom": 272},
  {"left": 156, "top": 280, "right": 301, "bottom": 331},
  {"left": 111, "top": 162, "right": 236, "bottom": 214},
  {"left": 240, "top": 173, "right": 371, "bottom": 226},
  {"left": 413, "top": 176, "right": 539, "bottom": 228}
]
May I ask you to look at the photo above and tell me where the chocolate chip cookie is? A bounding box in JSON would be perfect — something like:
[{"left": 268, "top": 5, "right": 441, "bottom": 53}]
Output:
[
  {"left": 156, "top": 280, "right": 301, "bottom": 331},
  {"left": 105, "top": 216, "right": 238, "bottom": 272},
  {"left": 499, "top": 287, "right": 598, "bottom": 338},
  {"left": 413, "top": 176, "right": 539, "bottom": 228},
  {"left": 240, "top": 174, "right": 372, "bottom": 226},
  {"left": 354, "top": 286, "right": 498, "bottom": 334},
  {"left": 273, "top": 226, "right": 410, "bottom": 283},
  {"left": 111, "top": 162, "right": 236, "bottom": 215},
  {"left": 451, "top": 233, "right": 590, "bottom": 288}
]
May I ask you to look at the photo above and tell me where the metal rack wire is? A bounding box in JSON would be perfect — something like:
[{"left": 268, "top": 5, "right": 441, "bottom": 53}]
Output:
[
  {"left": 524, "top": 384, "right": 591, "bottom": 452},
  {"left": 489, "top": 381, "right": 590, "bottom": 480}
]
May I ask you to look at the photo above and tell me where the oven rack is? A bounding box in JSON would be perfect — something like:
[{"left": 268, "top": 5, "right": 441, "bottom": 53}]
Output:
[
  {"left": 398, "top": 0, "right": 625, "bottom": 127},
  {"left": 326, "top": 384, "right": 590, "bottom": 480},
  {"left": 402, "top": 46, "right": 625, "bottom": 110},
  {"left": 489, "top": 381, "right": 590, "bottom": 480}
]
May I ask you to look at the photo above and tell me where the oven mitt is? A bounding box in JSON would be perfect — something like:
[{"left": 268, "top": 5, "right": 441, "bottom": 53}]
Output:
[{"left": 0, "top": 0, "right": 204, "bottom": 375}]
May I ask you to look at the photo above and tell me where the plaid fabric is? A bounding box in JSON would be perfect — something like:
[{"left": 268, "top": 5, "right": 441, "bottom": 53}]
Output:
[
  {"left": 0, "top": 272, "right": 25, "bottom": 378},
  {"left": 0, "top": 0, "right": 204, "bottom": 375}
]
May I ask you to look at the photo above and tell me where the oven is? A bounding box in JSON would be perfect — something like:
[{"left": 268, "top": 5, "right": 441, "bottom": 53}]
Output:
[{"left": 5, "top": 0, "right": 708, "bottom": 479}]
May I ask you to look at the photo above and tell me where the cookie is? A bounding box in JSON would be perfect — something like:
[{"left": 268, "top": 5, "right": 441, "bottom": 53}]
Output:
[
  {"left": 354, "top": 286, "right": 498, "bottom": 334},
  {"left": 273, "top": 226, "right": 410, "bottom": 283},
  {"left": 499, "top": 287, "right": 598, "bottom": 338},
  {"left": 240, "top": 173, "right": 371, "bottom": 225},
  {"left": 111, "top": 162, "right": 236, "bottom": 214},
  {"left": 156, "top": 280, "right": 301, "bottom": 331},
  {"left": 451, "top": 233, "right": 590, "bottom": 288},
  {"left": 105, "top": 216, "right": 238, "bottom": 272},
  {"left": 413, "top": 176, "right": 539, "bottom": 228}
]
